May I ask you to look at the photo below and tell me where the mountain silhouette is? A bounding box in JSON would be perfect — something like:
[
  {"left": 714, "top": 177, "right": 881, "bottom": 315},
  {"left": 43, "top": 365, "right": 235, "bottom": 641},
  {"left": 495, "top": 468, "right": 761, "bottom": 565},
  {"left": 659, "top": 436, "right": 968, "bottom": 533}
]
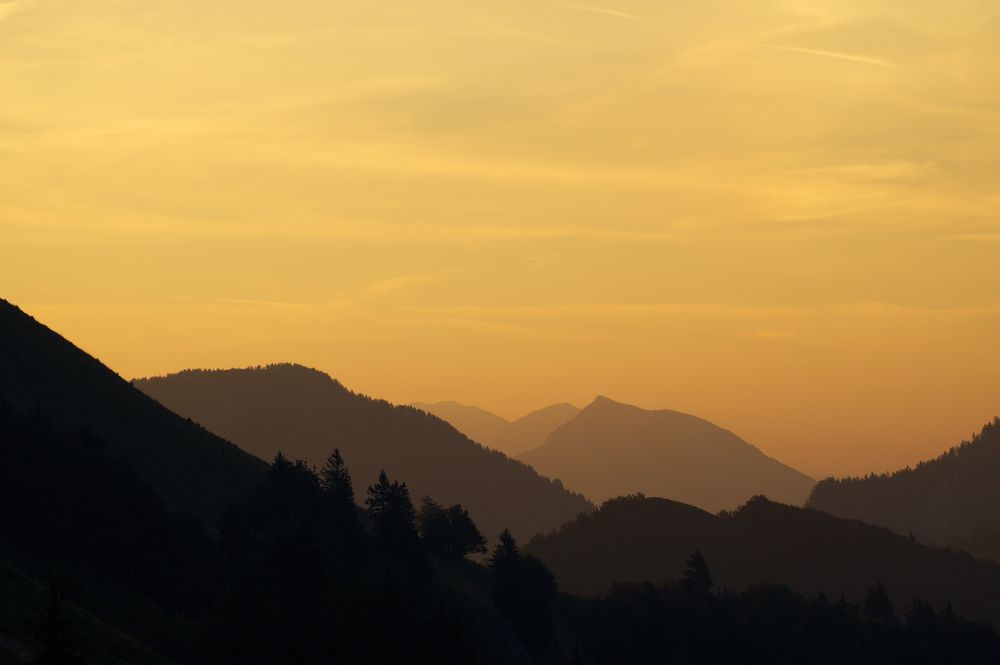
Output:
[
  {"left": 410, "top": 400, "right": 510, "bottom": 446},
  {"left": 518, "top": 396, "right": 814, "bottom": 512},
  {"left": 416, "top": 400, "right": 581, "bottom": 457},
  {"left": 491, "top": 403, "right": 580, "bottom": 457},
  {"left": 0, "top": 299, "right": 267, "bottom": 661},
  {"left": 807, "top": 417, "right": 1000, "bottom": 560},
  {"left": 136, "top": 366, "right": 593, "bottom": 541},
  {"left": 4, "top": 299, "right": 1000, "bottom": 663},
  {"left": 0, "top": 299, "right": 265, "bottom": 523},
  {"left": 0, "top": 301, "right": 558, "bottom": 662},
  {"left": 526, "top": 494, "right": 1000, "bottom": 627}
]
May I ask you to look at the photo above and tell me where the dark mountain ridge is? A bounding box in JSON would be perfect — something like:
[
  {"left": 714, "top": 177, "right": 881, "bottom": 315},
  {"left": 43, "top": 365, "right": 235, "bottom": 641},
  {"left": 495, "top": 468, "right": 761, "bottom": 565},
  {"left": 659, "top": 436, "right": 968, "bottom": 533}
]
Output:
[
  {"left": 527, "top": 493, "right": 1000, "bottom": 627},
  {"left": 135, "top": 366, "right": 593, "bottom": 541},
  {"left": 807, "top": 417, "right": 1000, "bottom": 559},
  {"left": 0, "top": 299, "right": 265, "bottom": 523}
]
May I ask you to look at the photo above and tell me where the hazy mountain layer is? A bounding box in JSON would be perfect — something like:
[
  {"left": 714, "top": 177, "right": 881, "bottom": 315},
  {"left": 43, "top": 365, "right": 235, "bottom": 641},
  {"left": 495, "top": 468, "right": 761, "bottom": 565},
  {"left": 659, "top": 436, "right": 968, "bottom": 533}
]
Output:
[
  {"left": 410, "top": 401, "right": 510, "bottom": 446},
  {"left": 527, "top": 494, "right": 1000, "bottom": 626},
  {"left": 491, "top": 403, "right": 580, "bottom": 457},
  {"left": 415, "top": 400, "right": 580, "bottom": 457},
  {"left": 807, "top": 418, "right": 1000, "bottom": 559},
  {"left": 136, "top": 366, "right": 593, "bottom": 541},
  {"left": 519, "top": 396, "right": 814, "bottom": 512}
]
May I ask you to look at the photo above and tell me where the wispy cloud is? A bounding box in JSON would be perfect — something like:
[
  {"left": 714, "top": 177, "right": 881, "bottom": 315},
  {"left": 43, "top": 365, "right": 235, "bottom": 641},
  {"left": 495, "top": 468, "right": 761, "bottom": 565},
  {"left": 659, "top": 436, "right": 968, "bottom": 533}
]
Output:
[
  {"left": 551, "top": 0, "right": 647, "bottom": 21},
  {"left": 764, "top": 44, "right": 901, "bottom": 69},
  {"left": 402, "top": 302, "right": 1000, "bottom": 319}
]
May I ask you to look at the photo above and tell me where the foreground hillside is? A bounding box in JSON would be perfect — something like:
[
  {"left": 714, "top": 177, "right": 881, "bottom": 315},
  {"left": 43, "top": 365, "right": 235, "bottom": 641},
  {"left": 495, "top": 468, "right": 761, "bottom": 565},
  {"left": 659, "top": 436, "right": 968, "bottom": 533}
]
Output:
[
  {"left": 520, "top": 397, "right": 814, "bottom": 512},
  {"left": 0, "top": 299, "right": 265, "bottom": 524},
  {"left": 527, "top": 494, "right": 1000, "bottom": 627},
  {"left": 136, "top": 366, "right": 593, "bottom": 541},
  {"left": 807, "top": 418, "right": 1000, "bottom": 560},
  {"left": 0, "top": 300, "right": 268, "bottom": 661}
]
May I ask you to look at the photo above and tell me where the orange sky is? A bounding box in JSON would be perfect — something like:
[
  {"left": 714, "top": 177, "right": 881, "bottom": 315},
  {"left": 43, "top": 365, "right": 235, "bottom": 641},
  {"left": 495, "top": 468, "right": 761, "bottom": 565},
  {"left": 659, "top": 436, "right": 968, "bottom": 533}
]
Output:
[{"left": 3, "top": 0, "right": 999, "bottom": 478}]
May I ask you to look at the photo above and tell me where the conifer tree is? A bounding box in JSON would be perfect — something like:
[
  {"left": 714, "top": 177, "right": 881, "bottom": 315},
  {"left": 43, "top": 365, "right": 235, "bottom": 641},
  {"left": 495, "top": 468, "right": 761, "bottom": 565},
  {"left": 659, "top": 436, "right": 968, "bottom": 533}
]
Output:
[
  {"left": 366, "top": 470, "right": 419, "bottom": 550},
  {"left": 681, "top": 550, "right": 714, "bottom": 598},
  {"left": 418, "top": 497, "right": 486, "bottom": 559},
  {"left": 862, "top": 582, "right": 895, "bottom": 624},
  {"left": 30, "top": 582, "right": 86, "bottom": 665},
  {"left": 488, "top": 529, "right": 556, "bottom": 652},
  {"left": 320, "top": 448, "right": 362, "bottom": 551},
  {"left": 320, "top": 448, "right": 354, "bottom": 506}
]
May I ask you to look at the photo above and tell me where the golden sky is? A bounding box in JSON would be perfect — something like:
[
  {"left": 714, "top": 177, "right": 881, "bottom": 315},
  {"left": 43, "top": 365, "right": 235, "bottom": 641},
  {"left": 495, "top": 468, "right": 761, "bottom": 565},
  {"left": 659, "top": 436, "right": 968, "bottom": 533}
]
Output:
[{"left": 3, "top": 0, "right": 999, "bottom": 478}]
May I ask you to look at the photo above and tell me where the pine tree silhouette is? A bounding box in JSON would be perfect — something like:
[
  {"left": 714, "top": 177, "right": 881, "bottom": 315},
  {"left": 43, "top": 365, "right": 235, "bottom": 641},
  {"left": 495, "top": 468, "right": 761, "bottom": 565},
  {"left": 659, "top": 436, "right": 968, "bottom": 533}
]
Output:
[
  {"left": 488, "top": 529, "right": 556, "bottom": 652},
  {"left": 681, "top": 550, "right": 714, "bottom": 598},
  {"left": 366, "top": 470, "right": 419, "bottom": 552},
  {"left": 320, "top": 448, "right": 362, "bottom": 551},
  {"left": 320, "top": 449, "right": 354, "bottom": 503},
  {"left": 862, "top": 582, "right": 896, "bottom": 624},
  {"left": 30, "top": 581, "right": 87, "bottom": 665},
  {"left": 418, "top": 497, "right": 486, "bottom": 559}
]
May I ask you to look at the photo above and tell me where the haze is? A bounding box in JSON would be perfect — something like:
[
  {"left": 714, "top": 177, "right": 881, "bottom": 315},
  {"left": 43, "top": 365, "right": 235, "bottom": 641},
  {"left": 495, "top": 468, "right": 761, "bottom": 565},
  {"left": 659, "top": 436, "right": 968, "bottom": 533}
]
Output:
[{"left": 3, "top": 0, "right": 999, "bottom": 478}]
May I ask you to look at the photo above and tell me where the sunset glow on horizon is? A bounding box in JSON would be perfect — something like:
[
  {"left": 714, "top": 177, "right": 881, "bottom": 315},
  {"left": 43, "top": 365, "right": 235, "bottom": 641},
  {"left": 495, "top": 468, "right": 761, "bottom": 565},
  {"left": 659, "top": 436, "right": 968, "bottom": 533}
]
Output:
[{"left": 3, "top": 0, "right": 1000, "bottom": 478}]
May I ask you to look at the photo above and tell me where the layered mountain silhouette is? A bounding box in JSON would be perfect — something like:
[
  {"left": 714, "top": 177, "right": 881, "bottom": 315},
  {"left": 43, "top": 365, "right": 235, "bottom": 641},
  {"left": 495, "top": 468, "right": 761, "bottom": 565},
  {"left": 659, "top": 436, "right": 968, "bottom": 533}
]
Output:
[
  {"left": 410, "top": 400, "right": 510, "bottom": 447},
  {"left": 807, "top": 418, "right": 1000, "bottom": 560},
  {"left": 491, "top": 403, "right": 580, "bottom": 457},
  {"left": 5, "top": 298, "right": 1000, "bottom": 663},
  {"left": 0, "top": 300, "right": 564, "bottom": 662},
  {"left": 519, "top": 396, "right": 814, "bottom": 512},
  {"left": 526, "top": 494, "right": 1000, "bottom": 626},
  {"left": 136, "top": 366, "right": 593, "bottom": 541},
  {"left": 415, "top": 400, "right": 581, "bottom": 457}
]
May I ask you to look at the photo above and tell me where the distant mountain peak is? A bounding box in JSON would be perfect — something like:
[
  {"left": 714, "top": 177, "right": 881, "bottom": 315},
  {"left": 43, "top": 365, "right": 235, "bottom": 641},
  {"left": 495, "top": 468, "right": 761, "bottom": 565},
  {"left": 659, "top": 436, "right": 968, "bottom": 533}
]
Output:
[{"left": 519, "top": 396, "right": 814, "bottom": 512}]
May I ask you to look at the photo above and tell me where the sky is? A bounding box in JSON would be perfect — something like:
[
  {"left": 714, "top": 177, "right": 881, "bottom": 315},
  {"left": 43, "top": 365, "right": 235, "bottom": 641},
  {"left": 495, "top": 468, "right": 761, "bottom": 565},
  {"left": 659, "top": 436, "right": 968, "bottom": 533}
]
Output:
[{"left": 2, "top": 0, "right": 1000, "bottom": 478}]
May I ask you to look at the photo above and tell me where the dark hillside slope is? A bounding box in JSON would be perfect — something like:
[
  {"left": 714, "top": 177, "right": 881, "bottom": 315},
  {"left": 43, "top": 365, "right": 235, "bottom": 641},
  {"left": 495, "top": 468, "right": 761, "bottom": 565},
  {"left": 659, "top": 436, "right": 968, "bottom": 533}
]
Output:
[
  {"left": 807, "top": 418, "right": 1000, "bottom": 559},
  {"left": 0, "top": 558, "right": 178, "bottom": 665},
  {"left": 527, "top": 495, "right": 1000, "bottom": 627},
  {"left": 0, "top": 300, "right": 266, "bottom": 523},
  {"left": 136, "top": 366, "right": 593, "bottom": 541}
]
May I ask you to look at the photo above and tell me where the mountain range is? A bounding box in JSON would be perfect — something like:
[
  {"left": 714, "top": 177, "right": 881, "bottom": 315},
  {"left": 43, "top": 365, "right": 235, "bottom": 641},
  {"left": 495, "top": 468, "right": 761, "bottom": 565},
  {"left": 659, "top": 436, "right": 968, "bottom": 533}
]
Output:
[
  {"left": 410, "top": 401, "right": 511, "bottom": 448},
  {"left": 519, "top": 397, "right": 815, "bottom": 512},
  {"left": 136, "top": 366, "right": 593, "bottom": 542},
  {"left": 4, "top": 297, "right": 1000, "bottom": 663},
  {"left": 413, "top": 401, "right": 580, "bottom": 457}
]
